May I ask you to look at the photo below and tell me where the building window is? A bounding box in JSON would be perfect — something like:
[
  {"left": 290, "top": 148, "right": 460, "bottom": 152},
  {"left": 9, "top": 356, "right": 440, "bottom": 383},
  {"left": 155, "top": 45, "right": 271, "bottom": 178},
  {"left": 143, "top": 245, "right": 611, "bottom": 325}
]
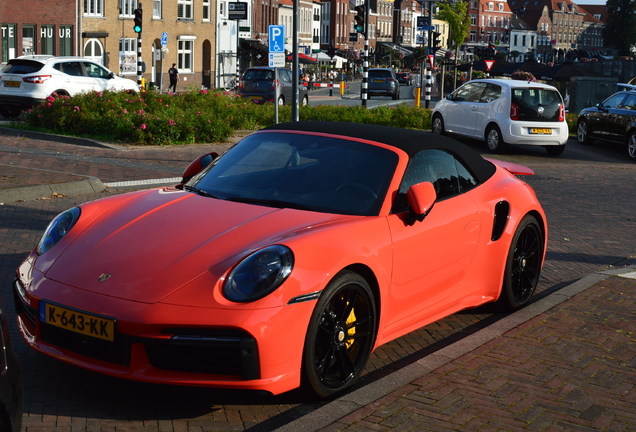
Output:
[
  {"left": 498, "top": 3, "right": 504, "bottom": 11},
  {"left": 153, "top": 0, "right": 162, "bottom": 18},
  {"left": 120, "top": 0, "right": 137, "bottom": 17},
  {"left": 178, "top": 0, "right": 193, "bottom": 19},
  {"left": 177, "top": 38, "right": 194, "bottom": 72},
  {"left": 59, "top": 25, "right": 73, "bottom": 56},
  {"left": 41, "top": 25, "right": 55, "bottom": 55},
  {"left": 202, "top": 0, "right": 210, "bottom": 21},
  {"left": 84, "top": 0, "right": 104, "bottom": 16},
  {"left": 119, "top": 37, "right": 138, "bottom": 75},
  {"left": 22, "top": 25, "right": 36, "bottom": 55},
  {"left": 470, "top": 31, "right": 476, "bottom": 42},
  {"left": 1, "top": 24, "right": 17, "bottom": 62}
]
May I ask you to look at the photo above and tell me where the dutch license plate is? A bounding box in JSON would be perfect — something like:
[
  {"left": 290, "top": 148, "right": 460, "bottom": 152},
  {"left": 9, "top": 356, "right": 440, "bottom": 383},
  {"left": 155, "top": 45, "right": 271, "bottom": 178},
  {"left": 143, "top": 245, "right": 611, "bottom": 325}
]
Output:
[
  {"left": 530, "top": 128, "right": 552, "bottom": 134},
  {"left": 4, "top": 81, "right": 20, "bottom": 88},
  {"left": 373, "top": 79, "right": 383, "bottom": 83},
  {"left": 40, "top": 301, "right": 116, "bottom": 341},
  {"left": 249, "top": 95, "right": 263, "bottom": 100}
]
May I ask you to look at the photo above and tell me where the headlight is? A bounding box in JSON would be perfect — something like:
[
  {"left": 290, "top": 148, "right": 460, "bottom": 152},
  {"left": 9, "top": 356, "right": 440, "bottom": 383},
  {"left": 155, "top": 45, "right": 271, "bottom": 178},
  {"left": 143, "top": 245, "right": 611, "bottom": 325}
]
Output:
[
  {"left": 223, "top": 245, "right": 294, "bottom": 303},
  {"left": 37, "top": 207, "right": 81, "bottom": 255}
]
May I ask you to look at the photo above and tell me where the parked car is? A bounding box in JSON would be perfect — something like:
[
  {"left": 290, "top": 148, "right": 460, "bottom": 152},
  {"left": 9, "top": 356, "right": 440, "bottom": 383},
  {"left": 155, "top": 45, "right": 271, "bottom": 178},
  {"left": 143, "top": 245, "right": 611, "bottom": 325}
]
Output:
[
  {"left": 367, "top": 68, "right": 400, "bottom": 100},
  {"left": 432, "top": 78, "right": 569, "bottom": 155},
  {"left": 13, "top": 121, "right": 547, "bottom": 398},
  {"left": 0, "top": 55, "right": 140, "bottom": 118},
  {"left": 237, "top": 67, "right": 308, "bottom": 106},
  {"left": 0, "top": 306, "right": 22, "bottom": 432},
  {"left": 396, "top": 72, "right": 412, "bottom": 86},
  {"left": 576, "top": 89, "right": 636, "bottom": 161}
]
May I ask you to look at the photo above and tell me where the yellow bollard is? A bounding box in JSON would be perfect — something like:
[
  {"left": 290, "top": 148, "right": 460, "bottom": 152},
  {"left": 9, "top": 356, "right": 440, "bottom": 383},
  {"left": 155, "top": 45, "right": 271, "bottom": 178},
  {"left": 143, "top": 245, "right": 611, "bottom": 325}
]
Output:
[
  {"left": 340, "top": 81, "right": 345, "bottom": 96},
  {"left": 141, "top": 77, "right": 146, "bottom": 91},
  {"left": 415, "top": 87, "right": 421, "bottom": 107}
]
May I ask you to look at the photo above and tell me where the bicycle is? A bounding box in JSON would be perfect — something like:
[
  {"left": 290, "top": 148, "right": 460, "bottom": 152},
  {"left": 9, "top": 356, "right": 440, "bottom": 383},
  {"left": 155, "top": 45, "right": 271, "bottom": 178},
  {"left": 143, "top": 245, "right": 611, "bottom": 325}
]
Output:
[{"left": 224, "top": 76, "right": 238, "bottom": 91}]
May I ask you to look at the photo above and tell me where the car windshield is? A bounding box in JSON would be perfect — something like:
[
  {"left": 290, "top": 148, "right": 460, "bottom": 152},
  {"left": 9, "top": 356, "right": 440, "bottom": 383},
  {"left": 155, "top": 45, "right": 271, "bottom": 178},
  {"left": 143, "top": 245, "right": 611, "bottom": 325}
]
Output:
[
  {"left": 189, "top": 132, "right": 399, "bottom": 216},
  {"left": 242, "top": 69, "right": 275, "bottom": 80},
  {"left": 369, "top": 70, "right": 392, "bottom": 78}
]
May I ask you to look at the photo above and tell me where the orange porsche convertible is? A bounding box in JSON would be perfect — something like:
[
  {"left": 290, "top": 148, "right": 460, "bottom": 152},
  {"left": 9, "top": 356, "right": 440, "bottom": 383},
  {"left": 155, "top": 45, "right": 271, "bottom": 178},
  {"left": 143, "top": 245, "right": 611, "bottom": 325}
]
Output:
[{"left": 14, "top": 122, "right": 547, "bottom": 397}]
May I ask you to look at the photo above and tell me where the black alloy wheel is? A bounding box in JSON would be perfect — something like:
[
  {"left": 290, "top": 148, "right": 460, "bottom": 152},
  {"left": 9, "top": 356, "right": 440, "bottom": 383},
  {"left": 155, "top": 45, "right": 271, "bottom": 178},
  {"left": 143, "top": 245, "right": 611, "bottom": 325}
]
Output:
[
  {"left": 303, "top": 271, "right": 377, "bottom": 398},
  {"left": 577, "top": 119, "right": 592, "bottom": 145},
  {"left": 627, "top": 131, "right": 636, "bottom": 161},
  {"left": 499, "top": 215, "right": 543, "bottom": 310}
]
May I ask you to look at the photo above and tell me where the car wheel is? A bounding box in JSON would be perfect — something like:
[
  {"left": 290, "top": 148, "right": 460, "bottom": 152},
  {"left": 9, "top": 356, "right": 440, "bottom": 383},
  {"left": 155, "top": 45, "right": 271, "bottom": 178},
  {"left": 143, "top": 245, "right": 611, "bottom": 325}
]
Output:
[
  {"left": 499, "top": 215, "right": 543, "bottom": 310},
  {"left": 301, "top": 95, "right": 309, "bottom": 106},
  {"left": 545, "top": 144, "right": 566, "bottom": 156},
  {"left": 627, "top": 131, "right": 636, "bottom": 161},
  {"left": 577, "top": 119, "right": 592, "bottom": 145},
  {"left": 0, "top": 105, "right": 21, "bottom": 119},
  {"left": 303, "top": 270, "right": 377, "bottom": 398},
  {"left": 486, "top": 125, "right": 506, "bottom": 154},
  {"left": 392, "top": 91, "right": 399, "bottom": 100},
  {"left": 278, "top": 96, "right": 285, "bottom": 106},
  {"left": 431, "top": 114, "right": 446, "bottom": 135}
]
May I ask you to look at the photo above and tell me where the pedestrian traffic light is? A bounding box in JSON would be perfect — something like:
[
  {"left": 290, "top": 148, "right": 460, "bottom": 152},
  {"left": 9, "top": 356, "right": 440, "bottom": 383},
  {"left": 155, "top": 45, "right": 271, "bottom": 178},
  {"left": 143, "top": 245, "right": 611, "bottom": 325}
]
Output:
[
  {"left": 354, "top": 3, "right": 366, "bottom": 35},
  {"left": 133, "top": 8, "right": 143, "bottom": 33},
  {"left": 432, "top": 31, "right": 442, "bottom": 51}
]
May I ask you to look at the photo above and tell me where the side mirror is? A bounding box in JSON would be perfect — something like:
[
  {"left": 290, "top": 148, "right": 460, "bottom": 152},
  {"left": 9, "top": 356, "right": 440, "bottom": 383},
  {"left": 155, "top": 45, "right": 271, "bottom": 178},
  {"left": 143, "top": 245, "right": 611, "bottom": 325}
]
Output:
[
  {"left": 179, "top": 152, "right": 218, "bottom": 185},
  {"left": 108, "top": 72, "right": 115, "bottom": 79},
  {"left": 446, "top": 94, "right": 453, "bottom": 101},
  {"left": 407, "top": 181, "right": 436, "bottom": 222}
]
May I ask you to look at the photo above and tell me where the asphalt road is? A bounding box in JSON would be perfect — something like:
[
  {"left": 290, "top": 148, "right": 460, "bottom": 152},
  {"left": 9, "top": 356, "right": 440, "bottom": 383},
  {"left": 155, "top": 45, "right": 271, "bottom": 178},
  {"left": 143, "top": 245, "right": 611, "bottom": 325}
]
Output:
[{"left": 1, "top": 132, "right": 635, "bottom": 431}]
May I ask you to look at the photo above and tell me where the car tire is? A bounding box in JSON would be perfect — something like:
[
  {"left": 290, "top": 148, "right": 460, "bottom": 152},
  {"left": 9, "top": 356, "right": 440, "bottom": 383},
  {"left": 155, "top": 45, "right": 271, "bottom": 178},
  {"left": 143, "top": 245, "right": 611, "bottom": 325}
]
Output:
[
  {"left": 302, "top": 270, "right": 377, "bottom": 398},
  {"left": 486, "top": 125, "right": 506, "bottom": 154},
  {"left": 627, "top": 131, "right": 636, "bottom": 161},
  {"left": 0, "top": 105, "right": 21, "bottom": 119},
  {"left": 545, "top": 144, "right": 566, "bottom": 156},
  {"left": 577, "top": 119, "right": 592, "bottom": 145},
  {"left": 431, "top": 114, "right": 446, "bottom": 135},
  {"left": 499, "top": 214, "right": 543, "bottom": 310},
  {"left": 392, "top": 91, "right": 399, "bottom": 100},
  {"left": 301, "top": 95, "right": 309, "bottom": 106}
]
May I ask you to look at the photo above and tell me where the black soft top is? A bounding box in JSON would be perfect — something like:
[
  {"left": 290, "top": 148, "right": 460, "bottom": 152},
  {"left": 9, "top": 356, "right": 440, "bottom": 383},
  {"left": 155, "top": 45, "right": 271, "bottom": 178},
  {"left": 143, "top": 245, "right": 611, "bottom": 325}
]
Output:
[{"left": 263, "top": 121, "right": 496, "bottom": 183}]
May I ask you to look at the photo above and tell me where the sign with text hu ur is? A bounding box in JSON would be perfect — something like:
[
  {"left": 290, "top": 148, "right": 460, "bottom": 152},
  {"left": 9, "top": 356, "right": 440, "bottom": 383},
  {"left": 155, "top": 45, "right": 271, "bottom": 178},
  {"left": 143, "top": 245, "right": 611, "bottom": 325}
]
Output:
[{"left": 268, "top": 25, "right": 285, "bottom": 53}]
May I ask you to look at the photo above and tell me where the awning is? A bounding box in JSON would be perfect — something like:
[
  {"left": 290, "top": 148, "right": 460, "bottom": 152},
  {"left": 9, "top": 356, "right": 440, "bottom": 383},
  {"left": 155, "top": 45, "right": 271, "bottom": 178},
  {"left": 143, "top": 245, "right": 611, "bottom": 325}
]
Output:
[
  {"left": 241, "top": 39, "right": 268, "bottom": 55},
  {"left": 377, "top": 42, "right": 414, "bottom": 57},
  {"left": 286, "top": 53, "right": 317, "bottom": 64}
]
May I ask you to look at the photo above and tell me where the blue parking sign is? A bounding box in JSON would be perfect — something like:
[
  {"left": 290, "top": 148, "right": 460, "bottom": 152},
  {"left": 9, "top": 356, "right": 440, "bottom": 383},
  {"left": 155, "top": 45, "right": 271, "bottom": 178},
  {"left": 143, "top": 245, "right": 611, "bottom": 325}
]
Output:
[{"left": 268, "top": 25, "right": 284, "bottom": 53}]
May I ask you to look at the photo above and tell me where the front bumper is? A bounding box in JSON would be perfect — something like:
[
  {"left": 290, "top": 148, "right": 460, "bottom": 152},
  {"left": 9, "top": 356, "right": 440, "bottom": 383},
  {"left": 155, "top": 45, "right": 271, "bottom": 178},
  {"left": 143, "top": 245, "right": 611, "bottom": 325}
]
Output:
[{"left": 13, "top": 274, "right": 314, "bottom": 395}]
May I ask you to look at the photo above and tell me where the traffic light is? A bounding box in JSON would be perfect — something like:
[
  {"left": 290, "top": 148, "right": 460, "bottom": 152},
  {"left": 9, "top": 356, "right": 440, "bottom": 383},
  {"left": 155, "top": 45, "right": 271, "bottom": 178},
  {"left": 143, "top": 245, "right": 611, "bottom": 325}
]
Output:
[
  {"left": 354, "top": 3, "right": 366, "bottom": 35},
  {"left": 432, "top": 32, "right": 442, "bottom": 51},
  {"left": 327, "top": 45, "right": 337, "bottom": 58},
  {"left": 133, "top": 8, "right": 143, "bottom": 33},
  {"left": 487, "top": 45, "right": 496, "bottom": 59}
]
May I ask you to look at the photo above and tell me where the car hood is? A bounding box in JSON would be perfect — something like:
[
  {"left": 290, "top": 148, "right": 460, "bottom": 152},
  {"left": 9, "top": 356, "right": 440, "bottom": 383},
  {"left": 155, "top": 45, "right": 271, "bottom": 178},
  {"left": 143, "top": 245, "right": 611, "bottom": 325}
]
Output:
[{"left": 44, "top": 188, "right": 354, "bottom": 303}]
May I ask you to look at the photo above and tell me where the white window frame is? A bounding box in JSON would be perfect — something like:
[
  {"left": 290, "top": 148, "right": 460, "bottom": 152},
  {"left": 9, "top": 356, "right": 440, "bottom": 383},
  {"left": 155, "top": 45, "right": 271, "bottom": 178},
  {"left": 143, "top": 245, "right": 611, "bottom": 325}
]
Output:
[
  {"left": 84, "top": 0, "right": 104, "bottom": 17},
  {"left": 202, "top": 0, "right": 211, "bottom": 21},
  {"left": 120, "top": 0, "right": 137, "bottom": 17},
  {"left": 178, "top": 0, "right": 193, "bottom": 19},
  {"left": 119, "top": 37, "right": 138, "bottom": 75},
  {"left": 153, "top": 0, "right": 162, "bottom": 19},
  {"left": 177, "top": 36, "right": 195, "bottom": 73}
]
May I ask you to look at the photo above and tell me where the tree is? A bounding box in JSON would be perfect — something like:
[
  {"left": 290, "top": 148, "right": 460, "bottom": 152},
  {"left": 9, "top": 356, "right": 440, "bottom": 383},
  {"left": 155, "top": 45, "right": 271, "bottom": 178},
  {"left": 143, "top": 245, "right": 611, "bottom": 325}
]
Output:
[
  {"left": 435, "top": 0, "right": 471, "bottom": 59},
  {"left": 603, "top": 0, "right": 636, "bottom": 56}
]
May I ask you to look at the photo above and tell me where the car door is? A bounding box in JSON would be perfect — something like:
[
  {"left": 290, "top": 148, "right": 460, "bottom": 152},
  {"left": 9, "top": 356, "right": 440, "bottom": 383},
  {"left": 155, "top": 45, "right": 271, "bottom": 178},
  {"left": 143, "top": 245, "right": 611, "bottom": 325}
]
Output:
[
  {"left": 611, "top": 94, "right": 636, "bottom": 141},
  {"left": 81, "top": 61, "right": 117, "bottom": 92},
  {"left": 444, "top": 82, "right": 487, "bottom": 136},
  {"left": 474, "top": 83, "right": 502, "bottom": 136},
  {"left": 56, "top": 61, "right": 95, "bottom": 96},
  {"left": 278, "top": 68, "right": 293, "bottom": 103},
  {"left": 385, "top": 149, "right": 481, "bottom": 336},
  {"left": 590, "top": 93, "right": 627, "bottom": 141}
]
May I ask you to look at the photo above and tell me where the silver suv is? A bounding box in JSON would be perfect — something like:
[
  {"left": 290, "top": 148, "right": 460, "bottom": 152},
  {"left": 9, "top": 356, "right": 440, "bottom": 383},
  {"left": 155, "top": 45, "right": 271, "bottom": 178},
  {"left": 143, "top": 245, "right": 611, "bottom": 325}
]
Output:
[
  {"left": 367, "top": 68, "right": 400, "bottom": 100},
  {"left": 237, "top": 67, "right": 308, "bottom": 106},
  {"left": 0, "top": 55, "right": 140, "bottom": 118}
]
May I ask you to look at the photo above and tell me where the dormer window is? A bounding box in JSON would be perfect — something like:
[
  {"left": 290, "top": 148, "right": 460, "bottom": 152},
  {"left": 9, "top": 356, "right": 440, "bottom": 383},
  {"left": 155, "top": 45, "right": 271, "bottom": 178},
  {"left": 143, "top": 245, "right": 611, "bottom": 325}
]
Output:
[{"left": 488, "top": 2, "right": 494, "bottom": 10}]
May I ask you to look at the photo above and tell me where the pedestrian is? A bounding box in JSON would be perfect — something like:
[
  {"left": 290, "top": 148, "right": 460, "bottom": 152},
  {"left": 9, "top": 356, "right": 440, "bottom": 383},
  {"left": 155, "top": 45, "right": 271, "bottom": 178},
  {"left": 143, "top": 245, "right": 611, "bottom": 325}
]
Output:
[{"left": 168, "top": 63, "right": 179, "bottom": 93}]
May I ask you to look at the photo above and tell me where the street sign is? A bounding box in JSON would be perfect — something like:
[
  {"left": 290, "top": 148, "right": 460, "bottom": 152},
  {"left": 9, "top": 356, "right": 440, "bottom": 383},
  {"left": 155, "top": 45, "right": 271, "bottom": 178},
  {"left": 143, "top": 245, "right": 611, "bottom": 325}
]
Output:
[
  {"left": 268, "top": 25, "right": 285, "bottom": 53},
  {"left": 484, "top": 59, "right": 495, "bottom": 71},
  {"left": 417, "top": 16, "right": 434, "bottom": 31},
  {"left": 228, "top": 2, "right": 248, "bottom": 20},
  {"left": 349, "top": 32, "right": 359, "bottom": 42},
  {"left": 161, "top": 32, "right": 168, "bottom": 47},
  {"left": 269, "top": 52, "right": 284, "bottom": 67}
]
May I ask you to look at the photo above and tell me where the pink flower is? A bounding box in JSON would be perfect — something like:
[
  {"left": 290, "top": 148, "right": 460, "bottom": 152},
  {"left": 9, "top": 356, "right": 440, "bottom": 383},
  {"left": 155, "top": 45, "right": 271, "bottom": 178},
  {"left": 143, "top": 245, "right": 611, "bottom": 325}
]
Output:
[
  {"left": 122, "top": 109, "right": 128, "bottom": 114},
  {"left": 73, "top": 106, "right": 80, "bottom": 112},
  {"left": 168, "top": 119, "right": 176, "bottom": 126},
  {"left": 140, "top": 124, "right": 147, "bottom": 129}
]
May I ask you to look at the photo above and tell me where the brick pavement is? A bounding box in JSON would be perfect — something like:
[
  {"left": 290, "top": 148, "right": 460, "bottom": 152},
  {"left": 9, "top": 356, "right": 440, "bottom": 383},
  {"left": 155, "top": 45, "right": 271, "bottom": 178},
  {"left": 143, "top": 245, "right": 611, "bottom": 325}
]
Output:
[{"left": 1, "top": 130, "right": 636, "bottom": 431}]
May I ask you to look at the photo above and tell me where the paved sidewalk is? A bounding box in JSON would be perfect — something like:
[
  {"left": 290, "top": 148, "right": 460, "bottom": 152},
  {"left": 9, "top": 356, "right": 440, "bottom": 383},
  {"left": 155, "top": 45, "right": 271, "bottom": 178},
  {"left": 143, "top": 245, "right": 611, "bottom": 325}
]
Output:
[{"left": 275, "top": 268, "right": 636, "bottom": 431}]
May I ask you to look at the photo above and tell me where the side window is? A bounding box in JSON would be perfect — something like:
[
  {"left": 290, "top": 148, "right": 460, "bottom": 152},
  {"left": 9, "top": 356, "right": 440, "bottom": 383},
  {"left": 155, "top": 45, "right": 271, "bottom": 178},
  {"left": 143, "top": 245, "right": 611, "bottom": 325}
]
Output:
[
  {"left": 59, "top": 62, "right": 85, "bottom": 76},
  {"left": 453, "top": 83, "right": 485, "bottom": 102},
  {"left": 84, "top": 62, "right": 110, "bottom": 78},
  {"left": 279, "top": 69, "right": 291, "bottom": 82},
  {"left": 480, "top": 83, "right": 501, "bottom": 103},
  {"left": 619, "top": 94, "right": 636, "bottom": 110},
  {"left": 602, "top": 93, "right": 626, "bottom": 109}
]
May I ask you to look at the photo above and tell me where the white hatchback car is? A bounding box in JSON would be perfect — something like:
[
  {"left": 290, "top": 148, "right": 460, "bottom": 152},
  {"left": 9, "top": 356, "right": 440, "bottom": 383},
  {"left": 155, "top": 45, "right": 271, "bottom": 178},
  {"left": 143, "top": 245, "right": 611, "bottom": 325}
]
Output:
[
  {"left": 0, "top": 55, "right": 140, "bottom": 118},
  {"left": 432, "top": 78, "right": 568, "bottom": 155}
]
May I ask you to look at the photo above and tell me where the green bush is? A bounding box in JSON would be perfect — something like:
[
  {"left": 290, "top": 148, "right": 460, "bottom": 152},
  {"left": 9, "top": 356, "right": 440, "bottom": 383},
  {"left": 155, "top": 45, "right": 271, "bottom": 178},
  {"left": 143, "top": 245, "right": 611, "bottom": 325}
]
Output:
[{"left": 14, "top": 89, "right": 434, "bottom": 145}]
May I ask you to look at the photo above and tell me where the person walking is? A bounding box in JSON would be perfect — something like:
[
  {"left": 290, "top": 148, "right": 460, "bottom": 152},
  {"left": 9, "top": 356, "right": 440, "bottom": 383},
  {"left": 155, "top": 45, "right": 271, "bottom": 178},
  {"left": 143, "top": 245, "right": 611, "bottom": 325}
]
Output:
[{"left": 168, "top": 63, "right": 179, "bottom": 93}]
